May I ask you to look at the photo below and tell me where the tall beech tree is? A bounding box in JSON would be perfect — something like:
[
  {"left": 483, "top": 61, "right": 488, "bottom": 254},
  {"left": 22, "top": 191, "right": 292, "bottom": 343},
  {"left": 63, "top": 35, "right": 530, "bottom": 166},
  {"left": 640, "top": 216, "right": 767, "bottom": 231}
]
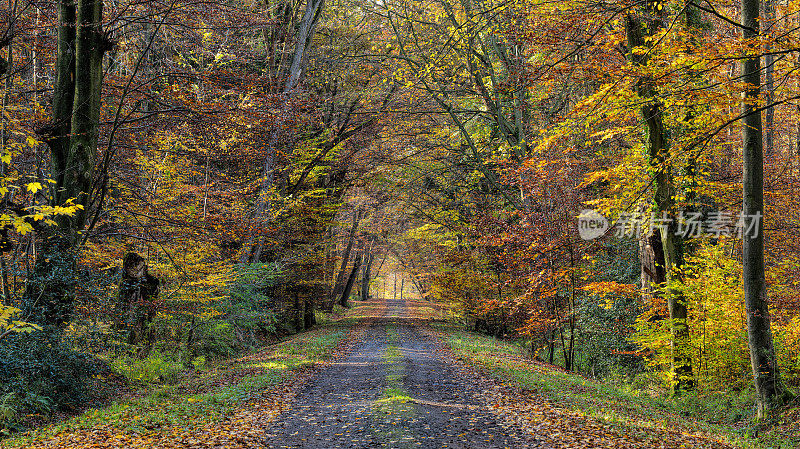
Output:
[
  {"left": 25, "top": 0, "right": 108, "bottom": 326},
  {"left": 626, "top": 0, "right": 694, "bottom": 393},
  {"left": 740, "top": 0, "right": 790, "bottom": 417},
  {"left": 238, "top": 0, "right": 326, "bottom": 264}
]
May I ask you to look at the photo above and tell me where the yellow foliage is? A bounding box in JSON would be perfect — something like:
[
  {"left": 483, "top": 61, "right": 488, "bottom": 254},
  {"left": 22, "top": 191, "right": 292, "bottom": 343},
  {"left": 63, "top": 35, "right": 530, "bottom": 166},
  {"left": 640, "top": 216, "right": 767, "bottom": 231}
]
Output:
[
  {"left": 634, "top": 245, "right": 751, "bottom": 390},
  {"left": 0, "top": 305, "right": 41, "bottom": 338}
]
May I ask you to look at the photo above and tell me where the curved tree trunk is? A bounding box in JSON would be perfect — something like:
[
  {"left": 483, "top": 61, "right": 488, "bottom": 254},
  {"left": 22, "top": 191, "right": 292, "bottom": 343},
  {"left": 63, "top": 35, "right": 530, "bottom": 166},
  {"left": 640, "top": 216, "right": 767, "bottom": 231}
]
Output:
[
  {"left": 339, "top": 252, "right": 362, "bottom": 308},
  {"left": 328, "top": 208, "right": 360, "bottom": 309}
]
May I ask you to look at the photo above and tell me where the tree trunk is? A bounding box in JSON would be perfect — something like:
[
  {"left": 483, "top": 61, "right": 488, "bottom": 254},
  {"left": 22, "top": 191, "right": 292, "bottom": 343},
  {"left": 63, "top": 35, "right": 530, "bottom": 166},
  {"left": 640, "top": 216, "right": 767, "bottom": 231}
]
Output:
[
  {"left": 763, "top": 0, "right": 775, "bottom": 157},
  {"left": 285, "top": 0, "right": 325, "bottom": 91},
  {"left": 118, "top": 253, "right": 160, "bottom": 355},
  {"left": 294, "top": 290, "right": 303, "bottom": 332},
  {"left": 404, "top": 259, "right": 427, "bottom": 299},
  {"left": 322, "top": 226, "right": 336, "bottom": 291},
  {"left": 24, "top": 0, "right": 106, "bottom": 326},
  {"left": 328, "top": 208, "right": 360, "bottom": 309},
  {"left": 339, "top": 252, "right": 362, "bottom": 308},
  {"left": 741, "top": 0, "right": 789, "bottom": 418},
  {"left": 67, "top": 0, "right": 104, "bottom": 230},
  {"left": 626, "top": 6, "right": 693, "bottom": 393},
  {"left": 1, "top": 32, "right": 13, "bottom": 304},
  {"left": 185, "top": 315, "right": 197, "bottom": 362},
  {"left": 239, "top": 148, "right": 275, "bottom": 264},
  {"left": 240, "top": 0, "right": 326, "bottom": 262},
  {"left": 360, "top": 251, "right": 374, "bottom": 300},
  {"left": 304, "top": 297, "right": 315, "bottom": 329}
]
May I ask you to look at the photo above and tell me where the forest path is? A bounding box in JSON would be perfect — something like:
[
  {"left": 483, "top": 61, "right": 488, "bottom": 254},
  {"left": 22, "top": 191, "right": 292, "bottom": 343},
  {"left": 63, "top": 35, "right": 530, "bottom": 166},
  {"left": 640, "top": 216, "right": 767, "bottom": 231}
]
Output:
[
  {"left": 263, "top": 298, "right": 546, "bottom": 448},
  {"left": 7, "top": 298, "right": 735, "bottom": 449}
]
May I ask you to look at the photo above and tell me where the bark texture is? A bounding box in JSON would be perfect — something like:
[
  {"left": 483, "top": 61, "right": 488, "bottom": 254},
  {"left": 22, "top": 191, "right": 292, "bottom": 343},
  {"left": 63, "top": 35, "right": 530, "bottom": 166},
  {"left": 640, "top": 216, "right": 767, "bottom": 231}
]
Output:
[
  {"left": 24, "top": 0, "right": 106, "bottom": 326},
  {"left": 118, "top": 253, "right": 160, "bottom": 355},
  {"left": 741, "top": 0, "right": 788, "bottom": 417}
]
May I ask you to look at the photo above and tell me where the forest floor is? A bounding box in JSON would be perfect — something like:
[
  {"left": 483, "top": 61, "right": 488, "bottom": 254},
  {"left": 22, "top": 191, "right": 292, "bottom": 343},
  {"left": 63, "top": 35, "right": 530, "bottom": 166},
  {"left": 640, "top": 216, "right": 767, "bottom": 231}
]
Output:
[{"left": 3, "top": 298, "right": 788, "bottom": 448}]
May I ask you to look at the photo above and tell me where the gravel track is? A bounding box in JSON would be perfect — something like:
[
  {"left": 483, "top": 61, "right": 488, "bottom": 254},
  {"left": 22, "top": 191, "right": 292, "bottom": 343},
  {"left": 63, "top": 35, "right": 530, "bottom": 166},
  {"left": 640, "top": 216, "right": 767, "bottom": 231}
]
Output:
[{"left": 264, "top": 299, "right": 543, "bottom": 448}]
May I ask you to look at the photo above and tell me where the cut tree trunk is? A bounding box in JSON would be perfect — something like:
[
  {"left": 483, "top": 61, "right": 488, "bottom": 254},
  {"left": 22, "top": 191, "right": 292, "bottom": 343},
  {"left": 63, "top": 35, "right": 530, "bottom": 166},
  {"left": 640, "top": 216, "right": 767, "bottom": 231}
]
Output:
[{"left": 118, "top": 253, "right": 160, "bottom": 356}]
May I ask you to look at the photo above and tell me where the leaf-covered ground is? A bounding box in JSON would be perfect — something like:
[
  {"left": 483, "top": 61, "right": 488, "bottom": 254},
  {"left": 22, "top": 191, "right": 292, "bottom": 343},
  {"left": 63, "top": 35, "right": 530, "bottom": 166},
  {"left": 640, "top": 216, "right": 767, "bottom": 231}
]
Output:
[
  {"left": 262, "top": 316, "right": 540, "bottom": 447},
  {"left": 429, "top": 325, "right": 735, "bottom": 448},
  {"left": 2, "top": 302, "right": 382, "bottom": 449},
  {"left": 4, "top": 298, "right": 781, "bottom": 448}
]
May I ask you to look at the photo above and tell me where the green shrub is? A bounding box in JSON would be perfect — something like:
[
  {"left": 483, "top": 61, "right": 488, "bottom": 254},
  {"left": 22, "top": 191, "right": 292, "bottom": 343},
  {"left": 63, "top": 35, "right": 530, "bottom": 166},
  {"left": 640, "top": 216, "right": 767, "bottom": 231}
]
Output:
[
  {"left": 201, "top": 262, "right": 283, "bottom": 352},
  {"left": 577, "top": 295, "right": 645, "bottom": 378},
  {"left": 193, "top": 320, "right": 238, "bottom": 358},
  {"left": 111, "top": 351, "right": 183, "bottom": 384},
  {"left": 0, "top": 391, "right": 53, "bottom": 435},
  {"left": 0, "top": 329, "right": 97, "bottom": 432},
  {"left": 191, "top": 356, "right": 207, "bottom": 371},
  {"left": 123, "top": 263, "right": 283, "bottom": 364}
]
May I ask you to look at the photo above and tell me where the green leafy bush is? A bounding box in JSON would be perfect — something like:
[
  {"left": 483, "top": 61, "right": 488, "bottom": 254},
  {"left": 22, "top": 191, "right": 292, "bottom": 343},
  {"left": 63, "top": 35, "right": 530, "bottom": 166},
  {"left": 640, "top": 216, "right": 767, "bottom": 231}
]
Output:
[
  {"left": 0, "top": 391, "right": 53, "bottom": 435},
  {"left": 111, "top": 350, "right": 183, "bottom": 384},
  {"left": 577, "top": 295, "right": 645, "bottom": 378},
  {"left": 0, "top": 329, "right": 97, "bottom": 432},
  {"left": 191, "top": 356, "right": 206, "bottom": 371},
  {"left": 221, "top": 263, "right": 282, "bottom": 342},
  {"left": 121, "top": 263, "right": 283, "bottom": 365},
  {"left": 191, "top": 320, "right": 238, "bottom": 359}
]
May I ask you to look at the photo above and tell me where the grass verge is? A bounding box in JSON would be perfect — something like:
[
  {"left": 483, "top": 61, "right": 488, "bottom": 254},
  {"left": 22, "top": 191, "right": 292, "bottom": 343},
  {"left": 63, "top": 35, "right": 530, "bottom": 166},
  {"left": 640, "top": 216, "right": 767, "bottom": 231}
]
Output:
[
  {"left": 2, "top": 321, "right": 355, "bottom": 448},
  {"left": 437, "top": 324, "right": 800, "bottom": 449}
]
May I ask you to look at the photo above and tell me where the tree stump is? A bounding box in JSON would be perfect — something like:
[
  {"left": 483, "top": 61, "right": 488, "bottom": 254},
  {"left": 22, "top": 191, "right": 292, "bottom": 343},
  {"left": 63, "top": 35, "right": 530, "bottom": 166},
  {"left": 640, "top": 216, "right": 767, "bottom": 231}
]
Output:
[{"left": 117, "top": 253, "right": 160, "bottom": 356}]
